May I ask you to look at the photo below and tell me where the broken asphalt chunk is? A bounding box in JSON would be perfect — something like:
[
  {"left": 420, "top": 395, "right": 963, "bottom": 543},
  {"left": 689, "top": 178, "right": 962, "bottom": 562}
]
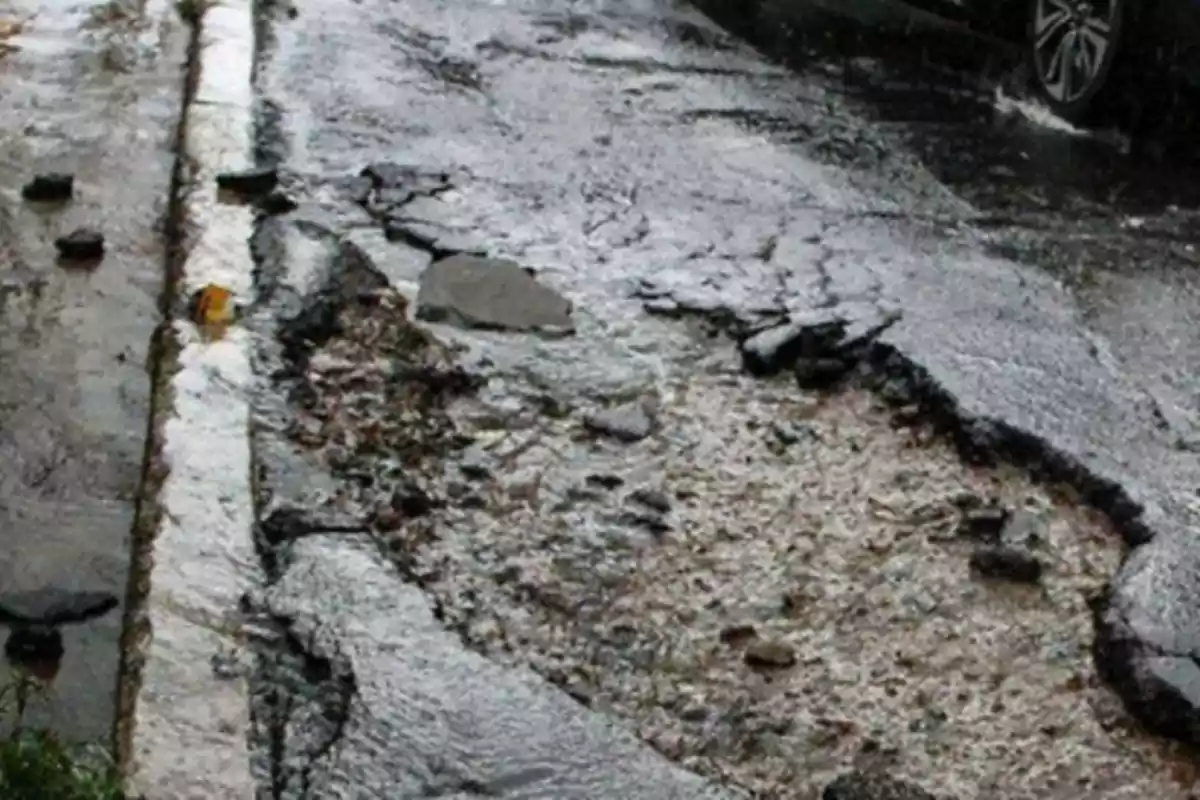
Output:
[
  {"left": 216, "top": 166, "right": 279, "bottom": 196},
  {"left": 416, "top": 254, "right": 574, "bottom": 334},
  {"left": 54, "top": 228, "right": 104, "bottom": 261},
  {"left": 360, "top": 161, "right": 453, "bottom": 195},
  {"left": 740, "top": 303, "right": 900, "bottom": 377},
  {"left": 22, "top": 173, "right": 74, "bottom": 202}
]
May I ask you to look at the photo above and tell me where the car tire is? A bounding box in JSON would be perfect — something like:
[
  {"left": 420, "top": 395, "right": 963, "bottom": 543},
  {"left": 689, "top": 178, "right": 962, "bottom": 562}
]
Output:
[{"left": 1025, "top": 0, "right": 1128, "bottom": 124}]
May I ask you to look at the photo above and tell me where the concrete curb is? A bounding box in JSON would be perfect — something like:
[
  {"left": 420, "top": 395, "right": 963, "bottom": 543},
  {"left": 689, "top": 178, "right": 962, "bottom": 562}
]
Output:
[{"left": 122, "top": 1, "right": 258, "bottom": 797}]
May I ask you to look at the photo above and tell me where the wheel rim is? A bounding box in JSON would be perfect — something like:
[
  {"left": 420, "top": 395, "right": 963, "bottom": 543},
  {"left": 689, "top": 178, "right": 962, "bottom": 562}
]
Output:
[{"left": 1032, "top": 0, "right": 1116, "bottom": 104}]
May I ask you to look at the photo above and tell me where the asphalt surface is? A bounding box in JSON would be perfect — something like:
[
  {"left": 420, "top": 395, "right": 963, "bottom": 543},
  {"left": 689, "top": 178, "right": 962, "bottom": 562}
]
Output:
[
  {"left": 2, "top": 0, "right": 1200, "bottom": 789},
  {"left": 0, "top": 0, "right": 185, "bottom": 739},
  {"left": 235, "top": 0, "right": 1200, "bottom": 796}
]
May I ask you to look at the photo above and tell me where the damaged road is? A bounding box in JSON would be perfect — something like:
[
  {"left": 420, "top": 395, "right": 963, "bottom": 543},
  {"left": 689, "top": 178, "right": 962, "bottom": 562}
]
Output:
[{"left": 204, "top": 0, "right": 1200, "bottom": 796}]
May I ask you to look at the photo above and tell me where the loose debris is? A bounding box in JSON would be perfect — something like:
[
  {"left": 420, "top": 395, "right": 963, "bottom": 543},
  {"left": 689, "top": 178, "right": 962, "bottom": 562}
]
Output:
[
  {"left": 583, "top": 398, "right": 658, "bottom": 442},
  {"left": 21, "top": 173, "right": 74, "bottom": 203},
  {"left": 968, "top": 544, "right": 1044, "bottom": 584},
  {"left": 53, "top": 228, "right": 104, "bottom": 262}
]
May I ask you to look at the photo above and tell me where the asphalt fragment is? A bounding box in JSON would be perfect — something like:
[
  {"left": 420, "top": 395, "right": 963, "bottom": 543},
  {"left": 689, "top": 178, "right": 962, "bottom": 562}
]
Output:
[
  {"left": 54, "top": 228, "right": 105, "bottom": 261},
  {"left": 21, "top": 173, "right": 74, "bottom": 202}
]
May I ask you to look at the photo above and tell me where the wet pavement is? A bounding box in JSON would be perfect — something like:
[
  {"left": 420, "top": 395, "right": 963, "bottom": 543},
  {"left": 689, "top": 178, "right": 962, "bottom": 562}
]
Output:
[
  {"left": 0, "top": 0, "right": 185, "bottom": 740},
  {"left": 218, "top": 0, "right": 1200, "bottom": 796}
]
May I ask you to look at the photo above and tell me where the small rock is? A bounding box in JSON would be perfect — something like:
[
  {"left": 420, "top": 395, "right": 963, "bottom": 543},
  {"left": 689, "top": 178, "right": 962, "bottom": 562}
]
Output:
[
  {"left": 969, "top": 544, "right": 1043, "bottom": 584},
  {"left": 743, "top": 638, "right": 796, "bottom": 669},
  {"left": 719, "top": 623, "right": 758, "bottom": 645},
  {"left": 216, "top": 166, "right": 278, "bottom": 196},
  {"left": 21, "top": 173, "right": 74, "bottom": 202},
  {"left": 616, "top": 510, "right": 671, "bottom": 535},
  {"left": 956, "top": 505, "right": 1010, "bottom": 540},
  {"left": 629, "top": 487, "right": 671, "bottom": 514},
  {"left": 54, "top": 228, "right": 104, "bottom": 261},
  {"left": 999, "top": 508, "right": 1045, "bottom": 548},
  {"left": 822, "top": 770, "right": 943, "bottom": 800},
  {"left": 416, "top": 254, "right": 575, "bottom": 335},
  {"left": 391, "top": 481, "right": 439, "bottom": 518},
  {"left": 949, "top": 490, "right": 988, "bottom": 511},
  {"left": 586, "top": 473, "right": 624, "bottom": 490},
  {"left": 258, "top": 189, "right": 299, "bottom": 215},
  {"left": 584, "top": 400, "right": 656, "bottom": 443},
  {"left": 772, "top": 420, "right": 816, "bottom": 446},
  {"left": 795, "top": 356, "right": 854, "bottom": 390},
  {"left": 781, "top": 589, "right": 807, "bottom": 616},
  {"left": 459, "top": 460, "right": 492, "bottom": 481}
]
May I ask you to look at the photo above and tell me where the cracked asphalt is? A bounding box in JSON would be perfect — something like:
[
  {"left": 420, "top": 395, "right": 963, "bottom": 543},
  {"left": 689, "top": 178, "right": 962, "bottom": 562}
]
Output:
[
  {"left": 5, "top": 0, "right": 1200, "bottom": 793},
  {"left": 212, "top": 0, "right": 1200, "bottom": 796}
]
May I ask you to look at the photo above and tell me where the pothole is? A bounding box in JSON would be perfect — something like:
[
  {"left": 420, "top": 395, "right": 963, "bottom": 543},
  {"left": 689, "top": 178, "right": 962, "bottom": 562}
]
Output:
[{"left": 268, "top": 278, "right": 1196, "bottom": 797}]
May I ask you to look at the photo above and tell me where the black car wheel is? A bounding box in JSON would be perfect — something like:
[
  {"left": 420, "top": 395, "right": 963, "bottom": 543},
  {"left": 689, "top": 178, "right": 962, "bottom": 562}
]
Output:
[{"left": 1027, "top": 0, "right": 1125, "bottom": 122}]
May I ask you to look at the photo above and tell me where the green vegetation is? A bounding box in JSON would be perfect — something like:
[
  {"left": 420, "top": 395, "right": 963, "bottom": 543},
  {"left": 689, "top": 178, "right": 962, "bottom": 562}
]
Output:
[{"left": 0, "top": 674, "right": 126, "bottom": 800}]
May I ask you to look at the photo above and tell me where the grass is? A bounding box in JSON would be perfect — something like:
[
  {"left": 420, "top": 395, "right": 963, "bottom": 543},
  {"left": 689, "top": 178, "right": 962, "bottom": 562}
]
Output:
[{"left": 0, "top": 673, "right": 128, "bottom": 800}]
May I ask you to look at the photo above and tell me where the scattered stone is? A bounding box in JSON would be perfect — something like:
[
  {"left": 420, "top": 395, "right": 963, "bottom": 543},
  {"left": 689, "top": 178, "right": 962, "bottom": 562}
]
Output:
[
  {"left": 956, "top": 505, "right": 1010, "bottom": 540},
  {"left": 54, "top": 228, "right": 104, "bottom": 261},
  {"left": 999, "top": 508, "right": 1046, "bottom": 548},
  {"left": 584, "top": 400, "right": 657, "bottom": 443},
  {"left": 822, "top": 769, "right": 943, "bottom": 800},
  {"left": 0, "top": 588, "right": 118, "bottom": 627},
  {"left": 416, "top": 254, "right": 575, "bottom": 335},
  {"left": 969, "top": 544, "right": 1043, "bottom": 584},
  {"left": 459, "top": 461, "right": 492, "bottom": 481},
  {"left": 391, "top": 481, "right": 439, "bottom": 518},
  {"left": 743, "top": 638, "right": 797, "bottom": 669},
  {"left": 586, "top": 473, "right": 624, "bottom": 490},
  {"left": 875, "top": 376, "right": 917, "bottom": 407},
  {"left": 772, "top": 420, "right": 816, "bottom": 446},
  {"left": 616, "top": 510, "right": 671, "bottom": 536},
  {"left": 21, "top": 173, "right": 74, "bottom": 202},
  {"left": 258, "top": 189, "right": 299, "bottom": 215},
  {"left": 949, "top": 490, "right": 988, "bottom": 511},
  {"left": 719, "top": 623, "right": 758, "bottom": 645},
  {"left": 628, "top": 487, "right": 671, "bottom": 514},
  {"left": 216, "top": 166, "right": 278, "bottom": 196},
  {"left": 795, "top": 356, "right": 855, "bottom": 390},
  {"left": 781, "top": 588, "right": 807, "bottom": 616}
]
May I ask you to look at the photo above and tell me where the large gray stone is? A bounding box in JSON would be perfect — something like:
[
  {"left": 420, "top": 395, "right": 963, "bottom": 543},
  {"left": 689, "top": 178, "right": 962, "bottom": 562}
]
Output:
[{"left": 416, "top": 255, "right": 574, "bottom": 334}]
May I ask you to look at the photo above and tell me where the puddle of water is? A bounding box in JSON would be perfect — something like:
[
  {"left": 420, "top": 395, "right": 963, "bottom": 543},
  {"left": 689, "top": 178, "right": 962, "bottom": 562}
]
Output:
[{"left": 0, "top": 0, "right": 186, "bottom": 744}]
